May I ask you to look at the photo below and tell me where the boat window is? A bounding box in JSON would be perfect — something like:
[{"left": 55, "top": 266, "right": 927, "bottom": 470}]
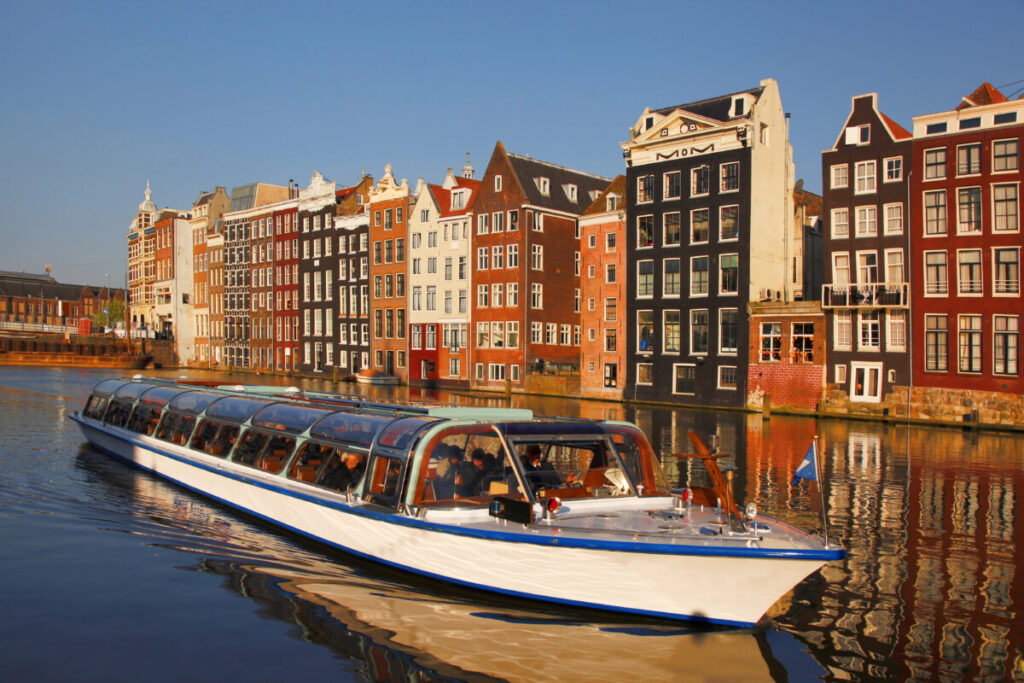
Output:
[
  {"left": 251, "top": 403, "right": 334, "bottom": 434},
  {"left": 90, "top": 379, "right": 129, "bottom": 398},
  {"left": 314, "top": 447, "right": 367, "bottom": 492},
  {"left": 605, "top": 425, "right": 670, "bottom": 496},
  {"left": 308, "top": 413, "right": 393, "bottom": 449},
  {"left": 413, "top": 426, "right": 525, "bottom": 507},
  {"left": 84, "top": 395, "right": 109, "bottom": 420},
  {"left": 377, "top": 417, "right": 436, "bottom": 451},
  {"left": 364, "top": 454, "right": 406, "bottom": 507},
  {"left": 289, "top": 441, "right": 333, "bottom": 482},
  {"left": 259, "top": 433, "right": 296, "bottom": 474},
  {"left": 190, "top": 420, "right": 239, "bottom": 458},
  {"left": 168, "top": 391, "right": 220, "bottom": 415},
  {"left": 138, "top": 386, "right": 184, "bottom": 407},
  {"left": 103, "top": 398, "right": 135, "bottom": 428},
  {"left": 233, "top": 430, "right": 269, "bottom": 466},
  {"left": 113, "top": 383, "right": 151, "bottom": 402},
  {"left": 156, "top": 412, "right": 198, "bottom": 446},
  {"left": 125, "top": 404, "right": 161, "bottom": 435},
  {"left": 507, "top": 436, "right": 637, "bottom": 501},
  {"left": 205, "top": 396, "right": 269, "bottom": 423}
]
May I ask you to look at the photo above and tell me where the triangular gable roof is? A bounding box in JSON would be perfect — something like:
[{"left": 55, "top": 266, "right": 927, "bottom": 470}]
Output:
[
  {"left": 828, "top": 94, "right": 911, "bottom": 150},
  {"left": 505, "top": 151, "right": 610, "bottom": 215},
  {"left": 633, "top": 109, "right": 727, "bottom": 144},
  {"left": 582, "top": 175, "right": 626, "bottom": 216},
  {"left": 956, "top": 82, "right": 1009, "bottom": 110},
  {"left": 879, "top": 112, "right": 911, "bottom": 140}
]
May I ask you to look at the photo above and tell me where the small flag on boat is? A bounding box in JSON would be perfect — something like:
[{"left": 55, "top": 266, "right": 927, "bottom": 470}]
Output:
[{"left": 792, "top": 440, "right": 818, "bottom": 486}]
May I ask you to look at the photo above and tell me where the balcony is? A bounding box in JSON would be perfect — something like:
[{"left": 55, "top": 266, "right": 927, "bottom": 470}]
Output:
[{"left": 822, "top": 282, "right": 909, "bottom": 309}]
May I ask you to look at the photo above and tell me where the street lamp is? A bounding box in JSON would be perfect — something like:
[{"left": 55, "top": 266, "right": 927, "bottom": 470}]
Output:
[{"left": 105, "top": 273, "right": 110, "bottom": 328}]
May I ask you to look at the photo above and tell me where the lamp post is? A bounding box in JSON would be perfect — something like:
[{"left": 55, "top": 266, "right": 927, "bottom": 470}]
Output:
[{"left": 105, "top": 273, "right": 110, "bottom": 329}]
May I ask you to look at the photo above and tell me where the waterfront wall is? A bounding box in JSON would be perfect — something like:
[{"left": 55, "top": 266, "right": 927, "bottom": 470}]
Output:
[{"left": 820, "top": 383, "right": 1024, "bottom": 429}]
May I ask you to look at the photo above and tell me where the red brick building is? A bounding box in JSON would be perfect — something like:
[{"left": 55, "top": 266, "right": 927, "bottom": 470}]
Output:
[
  {"left": 470, "top": 141, "right": 610, "bottom": 392},
  {"left": 910, "top": 83, "right": 1022, "bottom": 397},
  {"left": 367, "top": 165, "right": 410, "bottom": 380},
  {"left": 579, "top": 176, "right": 627, "bottom": 399},
  {"left": 273, "top": 202, "right": 299, "bottom": 373},
  {"left": 746, "top": 301, "right": 826, "bottom": 412}
]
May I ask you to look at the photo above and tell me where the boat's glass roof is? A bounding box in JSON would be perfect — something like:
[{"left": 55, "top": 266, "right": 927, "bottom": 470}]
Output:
[
  {"left": 113, "top": 382, "right": 152, "bottom": 402},
  {"left": 168, "top": 391, "right": 221, "bottom": 415},
  {"left": 251, "top": 402, "right": 334, "bottom": 434},
  {"left": 377, "top": 416, "right": 437, "bottom": 450},
  {"left": 204, "top": 396, "right": 271, "bottom": 423},
  {"left": 138, "top": 386, "right": 185, "bottom": 407},
  {"left": 498, "top": 421, "right": 608, "bottom": 436},
  {"left": 91, "top": 379, "right": 129, "bottom": 397},
  {"left": 309, "top": 412, "right": 394, "bottom": 448}
]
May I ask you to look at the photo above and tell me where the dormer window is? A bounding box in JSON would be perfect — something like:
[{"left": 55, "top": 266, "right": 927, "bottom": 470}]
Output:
[
  {"left": 733, "top": 97, "right": 745, "bottom": 117},
  {"left": 536, "top": 177, "right": 550, "bottom": 196},
  {"left": 495, "top": 175, "right": 502, "bottom": 191},
  {"left": 565, "top": 184, "right": 578, "bottom": 202},
  {"left": 645, "top": 116, "right": 654, "bottom": 130},
  {"left": 451, "top": 190, "right": 466, "bottom": 210},
  {"left": 607, "top": 194, "right": 620, "bottom": 211},
  {"left": 588, "top": 190, "right": 601, "bottom": 202}
]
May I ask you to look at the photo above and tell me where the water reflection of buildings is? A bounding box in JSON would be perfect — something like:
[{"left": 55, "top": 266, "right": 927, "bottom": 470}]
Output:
[{"left": 769, "top": 423, "right": 1024, "bottom": 680}]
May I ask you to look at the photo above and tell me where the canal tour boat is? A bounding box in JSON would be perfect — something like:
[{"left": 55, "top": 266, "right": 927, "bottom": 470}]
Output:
[{"left": 70, "top": 376, "right": 845, "bottom": 627}]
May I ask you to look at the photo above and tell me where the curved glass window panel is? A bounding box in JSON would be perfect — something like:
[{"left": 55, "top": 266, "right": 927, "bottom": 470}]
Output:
[
  {"left": 233, "top": 430, "right": 269, "bottom": 466},
  {"left": 90, "top": 379, "right": 129, "bottom": 398},
  {"left": 314, "top": 448, "right": 367, "bottom": 492},
  {"left": 156, "top": 412, "right": 197, "bottom": 445},
  {"left": 251, "top": 402, "right": 335, "bottom": 434},
  {"left": 309, "top": 413, "right": 394, "bottom": 448},
  {"left": 377, "top": 417, "right": 436, "bottom": 450},
  {"left": 205, "top": 397, "right": 270, "bottom": 423},
  {"left": 113, "top": 383, "right": 151, "bottom": 402},
  {"left": 126, "top": 404, "right": 161, "bottom": 435},
  {"left": 168, "top": 391, "right": 221, "bottom": 415},
  {"left": 139, "top": 386, "right": 185, "bottom": 407}
]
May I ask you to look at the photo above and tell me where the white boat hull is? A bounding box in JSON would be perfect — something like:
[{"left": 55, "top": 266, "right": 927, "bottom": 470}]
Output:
[{"left": 74, "top": 416, "right": 833, "bottom": 626}]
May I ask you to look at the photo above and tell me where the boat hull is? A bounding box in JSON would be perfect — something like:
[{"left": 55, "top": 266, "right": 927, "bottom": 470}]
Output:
[{"left": 73, "top": 414, "right": 831, "bottom": 626}]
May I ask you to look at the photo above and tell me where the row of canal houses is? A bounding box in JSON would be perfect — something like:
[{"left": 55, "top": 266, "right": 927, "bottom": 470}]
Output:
[{"left": 125, "top": 79, "right": 1023, "bottom": 423}]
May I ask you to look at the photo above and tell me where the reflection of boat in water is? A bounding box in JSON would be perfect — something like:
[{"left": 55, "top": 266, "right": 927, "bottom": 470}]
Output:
[{"left": 72, "top": 376, "right": 844, "bottom": 626}]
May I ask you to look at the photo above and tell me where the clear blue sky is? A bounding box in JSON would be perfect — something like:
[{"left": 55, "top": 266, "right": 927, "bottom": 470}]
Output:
[{"left": 1, "top": 0, "right": 1021, "bottom": 287}]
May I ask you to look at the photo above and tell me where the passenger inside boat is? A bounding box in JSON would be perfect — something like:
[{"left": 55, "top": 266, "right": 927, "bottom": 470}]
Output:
[
  {"left": 520, "top": 444, "right": 561, "bottom": 491},
  {"left": 316, "top": 450, "right": 366, "bottom": 492}
]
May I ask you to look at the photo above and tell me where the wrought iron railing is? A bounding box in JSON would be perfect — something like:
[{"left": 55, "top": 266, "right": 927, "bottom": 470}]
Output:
[{"left": 821, "top": 282, "right": 909, "bottom": 309}]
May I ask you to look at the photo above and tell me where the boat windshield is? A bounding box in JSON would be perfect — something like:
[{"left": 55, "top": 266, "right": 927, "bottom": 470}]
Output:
[
  {"left": 205, "top": 396, "right": 270, "bottom": 423},
  {"left": 309, "top": 413, "right": 394, "bottom": 449},
  {"left": 168, "top": 391, "right": 221, "bottom": 415},
  {"left": 250, "top": 403, "right": 334, "bottom": 434},
  {"left": 138, "top": 386, "right": 184, "bottom": 407},
  {"left": 506, "top": 435, "right": 638, "bottom": 501}
]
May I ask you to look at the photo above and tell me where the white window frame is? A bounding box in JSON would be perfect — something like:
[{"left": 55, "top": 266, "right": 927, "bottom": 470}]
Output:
[
  {"left": 854, "top": 160, "right": 876, "bottom": 194},
  {"left": 830, "top": 164, "right": 848, "bottom": 189},
  {"left": 849, "top": 361, "right": 883, "bottom": 403},
  {"left": 883, "top": 203, "right": 904, "bottom": 235},
  {"left": 883, "top": 156, "right": 903, "bottom": 183}
]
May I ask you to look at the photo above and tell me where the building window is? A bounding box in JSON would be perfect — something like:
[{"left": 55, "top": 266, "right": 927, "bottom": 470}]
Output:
[
  {"left": 792, "top": 323, "right": 814, "bottom": 362},
  {"left": 850, "top": 363, "right": 882, "bottom": 403},
  {"left": 888, "top": 311, "right": 907, "bottom": 352},
  {"left": 603, "top": 363, "right": 618, "bottom": 388},
  {"left": 993, "top": 139, "right": 1019, "bottom": 172},
  {"left": 855, "top": 206, "right": 877, "bottom": 237},
  {"left": 690, "top": 208, "right": 709, "bottom": 243},
  {"left": 835, "top": 364, "right": 847, "bottom": 384},
  {"left": 994, "top": 248, "right": 1020, "bottom": 294},
  {"left": 859, "top": 311, "right": 880, "bottom": 350},
  {"left": 663, "top": 310, "right": 681, "bottom": 353},
  {"left": 831, "top": 164, "right": 848, "bottom": 189},
  {"left": 720, "top": 205, "right": 739, "bottom": 241},
  {"left": 884, "top": 204, "right": 904, "bottom": 235},
  {"left": 637, "top": 216, "right": 654, "bottom": 248},
  {"left": 993, "top": 184, "right": 1019, "bottom": 232},
  {"left": 637, "top": 260, "right": 654, "bottom": 297},
  {"left": 957, "top": 143, "right": 982, "bottom": 176},
  {"left": 835, "top": 311, "right": 852, "bottom": 351},
  {"left": 690, "top": 256, "right": 709, "bottom": 296},
  {"left": 672, "top": 364, "right": 696, "bottom": 395},
  {"left": 958, "top": 249, "right": 983, "bottom": 295},
  {"left": 994, "top": 315, "right": 1019, "bottom": 376},
  {"left": 925, "top": 317, "right": 946, "bottom": 374},
  {"left": 759, "top": 323, "right": 781, "bottom": 362},
  {"left": 495, "top": 175, "right": 502, "bottom": 191},
  {"left": 663, "top": 259, "right": 681, "bottom": 296},
  {"left": 958, "top": 187, "right": 982, "bottom": 234},
  {"left": 530, "top": 283, "right": 543, "bottom": 309},
  {"left": 606, "top": 232, "right": 616, "bottom": 251},
  {"left": 691, "top": 166, "right": 709, "bottom": 196},
  {"left": 720, "top": 162, "right": 740, "bottom": 192},
  {"left": 719, "top": 254, "right": 738, "bottom": 294},
  {"left": 664, "top": 171, "right": 681, "bottom": 199},
  {"left": 605, "top": 297, "right": 617, "bottom": 321},
  {"left": 531, "top": 244, "right": 543, "bottom": 270},
  {"left": 720, "top": 309, "right": 738, "bottom": 354},
  {"left": 636, "top": 363, "right": 654, "bottom": 385},
  {"left": 718, "top": 366, "right": 737, "bottom": 390},
  {"left": 885, "top": 249, "right": 905, "bottom": 285},
  {"left": 637, "top": 310, "right": 654, "bottom": 352},
  {"left": 606, "top": 264, "right": 616, "bottom": 283},
  {"left": 637, "top": 175, "right": 654, "bottom": 203},
  {"left": 605, "top": 328, "right": 617, "bottom": 352},
  {"left": 690, "top": 309, "right": 708, "bottom": 354},
  {"left": 831, "top": 208, "right": 849, "bottom": 239},
  {"left": 477, "top": 214, "right": 489, "bottom": 235},
  {"left": 925, "top": 251, "right": 948, "bottom": 296},
  {"left": 884, "top": 157, "right": 903, "bottom": 182},
  {"left": 958, "top": 315, "right": 982, "bottom": 373},
  {"left": 855, "top": 160, "right": 876, "bottom": 194},
  {"left": 924, "top": 191, "right": 947, "bottom": 235},
  {"left": 664, "top": 212, "right": 681, "bottom": 245},
  {"left": 925, "top": 148, "right": 947, "bottom": 180}
]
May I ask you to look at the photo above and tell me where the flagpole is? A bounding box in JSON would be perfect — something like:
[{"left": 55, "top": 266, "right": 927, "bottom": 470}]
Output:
[{"left": 814, "top": 434, "right": 829, "bottom": 548}]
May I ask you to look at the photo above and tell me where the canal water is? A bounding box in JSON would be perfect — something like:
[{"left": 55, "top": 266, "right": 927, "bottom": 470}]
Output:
[{"left": 1, "top": 366, "right": 1022, "bottom": 681}]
